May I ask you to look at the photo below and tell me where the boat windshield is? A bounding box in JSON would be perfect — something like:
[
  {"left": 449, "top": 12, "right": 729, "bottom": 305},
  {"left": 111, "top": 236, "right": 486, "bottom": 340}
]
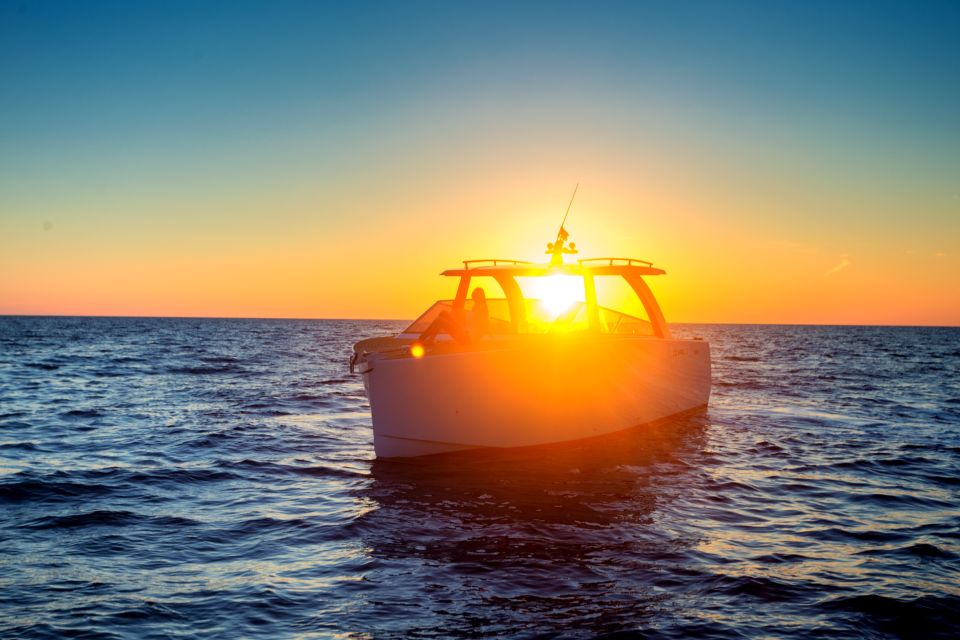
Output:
[{"left": 403, "top": 299, "right": 654, "bottom": 336}]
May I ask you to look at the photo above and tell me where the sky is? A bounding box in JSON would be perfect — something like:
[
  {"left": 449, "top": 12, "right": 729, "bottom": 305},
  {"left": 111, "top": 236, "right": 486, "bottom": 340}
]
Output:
[{"left": 1, "top": 0, "right": 958, "bottom": 325}]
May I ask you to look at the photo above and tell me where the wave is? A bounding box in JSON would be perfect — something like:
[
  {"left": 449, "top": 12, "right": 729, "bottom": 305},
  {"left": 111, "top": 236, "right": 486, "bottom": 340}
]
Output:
[
  {"left": 0, "top": 466, "right": 240, "bottom": 504},
  {"left": 166, "top": 365, "right": 247, "bottom": 375},
  {"left": 24, "top": 362, "right": 60, "bottom": 370},
  {"left": 59, "top": 409, "right": 104, "bottom": 419},
  {"left": 24, "top": 509, "right": 198, "bottom": 530},
  {"left": 856, "top": 542, "right": 957, "bottom": 560},
  {"left": 702, "top": 573, "right": 819, "bottom": 602},
  {"left": 819, "top": 594, "right": 960, "bottom": 639},
  {"left": 0, "top": 478, "right": 114, "bottom": 503}
]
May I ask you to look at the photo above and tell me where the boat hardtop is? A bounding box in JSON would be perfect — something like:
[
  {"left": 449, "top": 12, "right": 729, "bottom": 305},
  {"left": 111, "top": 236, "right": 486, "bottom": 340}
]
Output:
[{"left": 352, "top": 234, "right": 675, "bottom": 364}]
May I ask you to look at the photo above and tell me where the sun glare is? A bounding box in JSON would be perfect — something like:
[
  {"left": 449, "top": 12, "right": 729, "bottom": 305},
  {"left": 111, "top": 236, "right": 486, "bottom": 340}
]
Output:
[{"left": 530, "top": 275, "right": 585, "bottom": 317}]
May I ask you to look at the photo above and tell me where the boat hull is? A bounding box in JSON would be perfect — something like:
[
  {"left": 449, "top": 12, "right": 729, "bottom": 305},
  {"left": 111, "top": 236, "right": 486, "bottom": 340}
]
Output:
[{"left": 361, "top": 336, "right": 711, "bottom": 458}]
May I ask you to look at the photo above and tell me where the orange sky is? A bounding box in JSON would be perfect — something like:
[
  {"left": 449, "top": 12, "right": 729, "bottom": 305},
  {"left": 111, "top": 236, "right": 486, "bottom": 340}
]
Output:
[{"left": 2, "top": 157, "right": 957, "bottom": 325}]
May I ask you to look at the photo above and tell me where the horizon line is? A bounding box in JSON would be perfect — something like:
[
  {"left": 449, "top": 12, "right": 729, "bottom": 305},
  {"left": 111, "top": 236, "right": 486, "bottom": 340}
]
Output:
[{"left": 1, "top": 313, "right": 957, "bottom": 329}]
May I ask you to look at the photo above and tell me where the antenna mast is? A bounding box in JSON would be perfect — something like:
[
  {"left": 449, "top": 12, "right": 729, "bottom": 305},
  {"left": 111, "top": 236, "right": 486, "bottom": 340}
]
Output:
[{"left": 547, "top": 183, "right": 579, "bottom": 265}]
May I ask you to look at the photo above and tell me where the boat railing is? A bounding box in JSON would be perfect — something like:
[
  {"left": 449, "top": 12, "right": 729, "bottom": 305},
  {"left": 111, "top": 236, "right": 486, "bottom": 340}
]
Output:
[
  {"left": 462, "top": 259, "right": 534, "bottom": 269},
  {"left": 577, "top": 257, "right": 654, "bottom": 267}
]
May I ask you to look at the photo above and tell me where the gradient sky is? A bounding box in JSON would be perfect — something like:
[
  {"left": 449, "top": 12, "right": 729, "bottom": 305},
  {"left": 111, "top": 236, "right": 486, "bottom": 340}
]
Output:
[{"left": 1, "top": 0, "right": 958, "bottom": 324}]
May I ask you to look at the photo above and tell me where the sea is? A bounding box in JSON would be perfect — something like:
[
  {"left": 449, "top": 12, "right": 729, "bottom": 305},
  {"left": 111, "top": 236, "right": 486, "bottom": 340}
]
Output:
[{"left": 0, "top": 317, "right": 958, "bottom": 639}]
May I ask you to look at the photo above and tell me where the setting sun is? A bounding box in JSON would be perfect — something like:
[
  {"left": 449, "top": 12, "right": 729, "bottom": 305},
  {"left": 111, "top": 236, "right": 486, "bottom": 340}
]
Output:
[{"left": 523, "top": 275, "right": 585, "bottom": 317}]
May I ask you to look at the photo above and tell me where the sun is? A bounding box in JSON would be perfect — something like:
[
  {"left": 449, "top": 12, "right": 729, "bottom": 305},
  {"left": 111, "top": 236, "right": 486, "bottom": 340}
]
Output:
[{"left": 534, "top": 275, "right": 585, "bottom": 317}]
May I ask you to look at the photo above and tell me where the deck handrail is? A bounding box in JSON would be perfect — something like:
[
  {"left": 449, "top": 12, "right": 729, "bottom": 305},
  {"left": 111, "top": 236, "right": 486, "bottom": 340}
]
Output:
[
  {"left": 462, "top": 259, "right": 535, "bottom": 269},
  {"left": 577, "top": 257, "right": 654, "bottom": 267}
]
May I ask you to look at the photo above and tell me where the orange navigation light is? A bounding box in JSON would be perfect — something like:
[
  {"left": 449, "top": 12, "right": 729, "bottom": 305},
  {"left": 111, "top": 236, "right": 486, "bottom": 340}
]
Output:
[{"left": 410, "top": 343, "right": 425, "bottom": 359}]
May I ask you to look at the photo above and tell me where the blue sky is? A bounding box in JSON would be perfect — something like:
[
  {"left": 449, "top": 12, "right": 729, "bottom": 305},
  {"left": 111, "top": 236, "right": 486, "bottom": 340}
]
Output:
[{"left": 3, "top": 1, "right": 958, "bottom": 173}]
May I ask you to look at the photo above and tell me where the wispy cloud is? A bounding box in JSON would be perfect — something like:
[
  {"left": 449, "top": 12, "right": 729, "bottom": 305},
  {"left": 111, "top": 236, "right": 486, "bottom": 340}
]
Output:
[
  {"left": 825, "top": 254, "right": 851, "bottom": 275},
  {"left": 934, "top": 251, "right": 947, "bottom": 257}
]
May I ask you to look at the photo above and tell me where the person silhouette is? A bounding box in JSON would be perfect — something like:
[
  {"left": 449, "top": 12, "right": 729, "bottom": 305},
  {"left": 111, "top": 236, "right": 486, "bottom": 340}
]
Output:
[
  {"left": 467, "top": 287, "right": 489, "bottom": 339},
  {"left": 419, "top": 287, "right": 488, "bottom": 346}
]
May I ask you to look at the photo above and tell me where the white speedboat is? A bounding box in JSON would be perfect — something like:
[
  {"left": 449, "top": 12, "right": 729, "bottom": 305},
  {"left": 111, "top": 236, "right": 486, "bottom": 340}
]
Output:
[{"left": 351, "top": 230, "right": 711, "bottom": 458}]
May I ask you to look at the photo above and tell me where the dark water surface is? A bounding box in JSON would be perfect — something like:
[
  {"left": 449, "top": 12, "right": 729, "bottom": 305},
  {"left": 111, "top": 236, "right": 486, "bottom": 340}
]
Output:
[{"left": 1, "top": 317, "right": 958, "bottom": 638}]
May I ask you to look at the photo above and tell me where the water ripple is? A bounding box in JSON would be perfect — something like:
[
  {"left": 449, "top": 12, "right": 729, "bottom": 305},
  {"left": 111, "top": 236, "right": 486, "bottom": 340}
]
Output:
[{"left": 0, "top": 318, "right": 958, "bottom": 638}]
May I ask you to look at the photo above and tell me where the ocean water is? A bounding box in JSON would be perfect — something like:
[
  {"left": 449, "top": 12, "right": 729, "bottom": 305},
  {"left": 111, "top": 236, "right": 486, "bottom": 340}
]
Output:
[{"left": 1, "top": 317, "right": 958, "bottom": 639}]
